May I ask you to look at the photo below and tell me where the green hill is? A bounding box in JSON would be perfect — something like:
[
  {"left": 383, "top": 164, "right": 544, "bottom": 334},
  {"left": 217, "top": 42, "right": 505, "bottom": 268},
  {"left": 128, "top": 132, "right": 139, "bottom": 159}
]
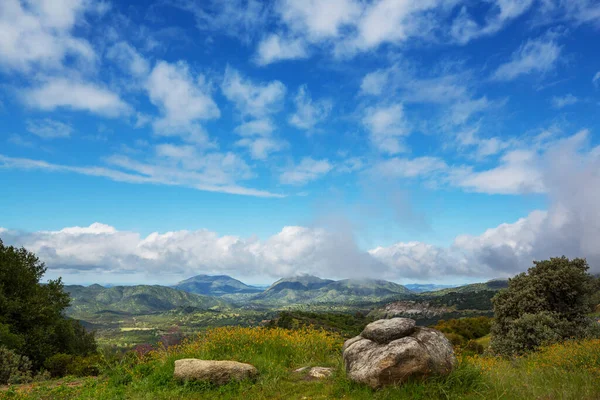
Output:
[
  {"left": 250, "top": 276, "right": 412, "bottom": 306},
  {"left": 173, "top": 274, "right": 262, "bottom": 296},
  {"left": 421, "top": 279, "right": 508, "bottom": 296},
  {"left": 64, "top": 284, "right": 229, "bottom": 315}
]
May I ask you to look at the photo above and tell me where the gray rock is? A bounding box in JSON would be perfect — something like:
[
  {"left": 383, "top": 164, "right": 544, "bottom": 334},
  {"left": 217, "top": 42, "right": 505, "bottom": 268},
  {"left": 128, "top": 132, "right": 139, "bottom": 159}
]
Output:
[
  {"left": 343, "top": 319, "right": 456, "bottom": 388},
  {"left": 173, "top": 359, "right": 258, "bottom": 385},
  {"left": 360, "top": 318, "right": 416, "bottom": 344}
]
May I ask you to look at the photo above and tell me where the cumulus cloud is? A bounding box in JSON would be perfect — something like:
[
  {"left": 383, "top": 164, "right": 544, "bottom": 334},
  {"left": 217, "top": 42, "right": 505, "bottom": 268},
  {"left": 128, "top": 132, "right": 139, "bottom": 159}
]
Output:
[
  {"left": 146, "top": 61, "right": 220, "bottom": 145},
  {"left": 362, "top": 103, "right": 409, "bottom": 154},
  {"left": 23, "top": 78, "right": 131, "bottom": 117},
  {"left": 255, "top": 34, "right": 309, "bottom": 65},
  {"left": 492, "top": 36, "right": 562, "bottom": 81},
  {"left": 0, "top": 223, "right": 388, "bottom": 284},
  {"left": 288, "top": 85, "right": 332, "bottom": 131},
  {"left": 0, "top": 0, "right": 97, "bottom": 72},
  {"left": 280, "top": 157, "right": 332, "bottom": 185},
  {"left": 221, "top": 67, "right": 286, "bottom": 117},
  {"left": 222, "top": 67, "right": 288, "bottom": 159}
]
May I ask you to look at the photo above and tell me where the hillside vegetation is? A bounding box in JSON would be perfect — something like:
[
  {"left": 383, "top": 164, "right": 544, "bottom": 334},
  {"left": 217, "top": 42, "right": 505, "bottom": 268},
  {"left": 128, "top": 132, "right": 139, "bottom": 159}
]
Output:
[
  {"left": 65, "top": 285, "right": 228, "bottom": 315},
  {"left": 250, "top": 276, "right": 412, "bottom": 306},
  {"left": 4, "top": 326, "right": 600, "bottom": 399}
]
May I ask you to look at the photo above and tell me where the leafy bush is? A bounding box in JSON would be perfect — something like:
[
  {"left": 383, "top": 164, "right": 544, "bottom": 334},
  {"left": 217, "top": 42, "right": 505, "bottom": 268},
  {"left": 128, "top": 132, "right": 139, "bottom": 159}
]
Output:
[
  {"left": 0, "top": 346, "right": 33, "bottom": 385},
  {"left": 44, "top": 353, "right": 74, "bottom": 377},
  {"left": 491, "top": 257, "right": 597, "bottom": 356}
]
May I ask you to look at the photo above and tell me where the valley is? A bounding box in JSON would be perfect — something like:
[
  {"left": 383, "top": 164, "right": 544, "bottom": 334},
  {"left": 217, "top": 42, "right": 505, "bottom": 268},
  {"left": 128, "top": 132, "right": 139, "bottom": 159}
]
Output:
[{"left": 64, "top": 274, "right": 505, "bottom": 348}]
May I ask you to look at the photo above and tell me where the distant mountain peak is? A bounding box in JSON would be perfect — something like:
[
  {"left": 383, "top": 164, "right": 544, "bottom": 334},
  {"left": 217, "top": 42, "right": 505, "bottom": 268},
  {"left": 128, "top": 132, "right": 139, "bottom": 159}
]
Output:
[{"left": 173, "top": 274, "right": 261, "bottom": 296}]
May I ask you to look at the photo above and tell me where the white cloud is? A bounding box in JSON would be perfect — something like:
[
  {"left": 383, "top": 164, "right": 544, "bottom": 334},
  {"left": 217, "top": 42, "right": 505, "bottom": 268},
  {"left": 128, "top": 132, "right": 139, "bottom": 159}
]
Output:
[
  {"left": 106, "top": 41, "right": 150, "bottom": 79},
  {"left": 235, "top": 119, "right": 276, "bottom": 136},
  {"left": 171, "top": 0, "right": 269, "bottom": 43},
  {"left": 255, "top": 34, "right": 309, "bottom": 65},
  {"left": 26, "top": 119, "right": 73, "bottom": 139},
  {"left": 0, "top": 223, "right": 387, "bottom": 284},
  {"left": 360, "top": 65, "right": 495, "bottom": 126},
  {"left": 288, "top": 85, "right": 332, "bottom": 130},
  {"left": 0, "top": 152, "right": 282, "bottom": 198},
  {"left": 360, "top": 69, "right": 390, "bottom": 96},
  {"left": 492, "top": 36, "right": 561, "bottom": 81},
  {"left": 280, "top": 157, "right": 332, "bottom": 185},
  {"left": 0, "top": 0, "right": 96, "bottom": 72},
  {"left": 453, "top": 149, "right": 545, "bottom": 194},
  {"left": 456, "top": 126, "right": 513, "bottom": 158},
  {"left": 235, "top": 137, "right": 288, "bottom": 161},
  {"left": 222, "top": 67, "right": 287, "bottom": 159},
  {"left": 594, "top": 71, "right": 600, "bottom": 87},
  {"left": 146, "top": 61, "right": 220, "bottom": 144},
  {"left": 371, "top": 157, "right": 448, "bottom": 179},
  {"left": 221, "top": 67, "right": 286, "bottom": 117},
  {"left": 450, "top": 0, "right": 534, "bottom": 44},
  {"left": 551, "top": 94, "right": 579, "bottom": 108},
  {"left": 23, "top": 78, "right": 131, "bottom": 117},
  {"left": 362, "top": 103, "right": 408, "bottom": 154},
  {"left": 276, "top": 0, "right": 361, "bottom": 41}
]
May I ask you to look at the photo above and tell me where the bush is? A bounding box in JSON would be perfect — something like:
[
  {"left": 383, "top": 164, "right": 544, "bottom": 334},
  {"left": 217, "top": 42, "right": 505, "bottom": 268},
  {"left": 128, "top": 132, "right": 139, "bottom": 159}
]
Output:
[
  {"left": 491, "top": 257, "right": 597, "bottom": 356},
  {"left": 0, "top": 346, "right": 33, "bottom": 385},
  {"left": 433, "top": 316, "right": 492, "bottom": 346},
  {"left": 44, "top": 353, "right": 73, "bottom": 378}
]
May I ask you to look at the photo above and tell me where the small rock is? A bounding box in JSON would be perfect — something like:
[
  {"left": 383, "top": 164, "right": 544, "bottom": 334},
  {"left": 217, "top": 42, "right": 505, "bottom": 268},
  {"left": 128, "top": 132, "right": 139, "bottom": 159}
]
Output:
[
  {"left": 360, "top": 318, "right": 416, "bottom": 344},
  {"left": 307, "top": 367, "right": 333, "bottom": 379},
  {"left": 173, "top": 359, "right": 258, "bottom": 385}
]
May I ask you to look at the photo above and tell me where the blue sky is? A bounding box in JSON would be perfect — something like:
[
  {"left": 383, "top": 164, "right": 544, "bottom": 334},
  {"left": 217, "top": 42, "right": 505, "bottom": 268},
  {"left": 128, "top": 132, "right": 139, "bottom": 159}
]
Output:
[{"left": 1, "top": 0, "right": 600, "bottom": 285}]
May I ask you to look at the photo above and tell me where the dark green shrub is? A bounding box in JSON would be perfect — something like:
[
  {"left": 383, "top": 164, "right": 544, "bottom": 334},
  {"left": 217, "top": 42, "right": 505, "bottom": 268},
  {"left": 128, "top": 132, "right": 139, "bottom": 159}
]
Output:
[
  {"left": 44, "top": 353, "right": 73, "bottom": 377},
  {"left": 0, "top": 346, "right": 33, "bottom": 384},
  {"left": 67, "top": 354, "right": 101, "bottom": 377},
  {"left": 491, "top": 257, "right": 597, "bottom": 356}
]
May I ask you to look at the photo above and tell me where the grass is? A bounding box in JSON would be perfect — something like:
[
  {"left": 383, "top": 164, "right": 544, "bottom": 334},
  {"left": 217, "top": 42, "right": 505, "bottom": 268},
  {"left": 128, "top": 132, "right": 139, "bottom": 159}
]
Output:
[{"left": 2, "top": 328, "right": 600, "bottom": 400}]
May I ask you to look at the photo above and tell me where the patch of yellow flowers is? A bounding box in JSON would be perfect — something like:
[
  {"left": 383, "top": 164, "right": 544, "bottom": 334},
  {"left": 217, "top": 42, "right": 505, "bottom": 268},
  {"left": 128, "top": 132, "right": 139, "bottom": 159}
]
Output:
[
  {"left": 466, "top": 339, "right": 600, "bottom": 376},
  {"left": 153, "top": 326, "right": 343, "bottom": 368}
]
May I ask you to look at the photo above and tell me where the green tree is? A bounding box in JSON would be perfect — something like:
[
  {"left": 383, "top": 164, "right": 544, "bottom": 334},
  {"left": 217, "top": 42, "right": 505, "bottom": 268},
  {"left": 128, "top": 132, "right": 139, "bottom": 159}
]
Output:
[
  {"left": 491, "top": 256, "right": 597, "bottom": 356},
  {"left": 0, "top": 239, "right": 96, "bottom": 369}
]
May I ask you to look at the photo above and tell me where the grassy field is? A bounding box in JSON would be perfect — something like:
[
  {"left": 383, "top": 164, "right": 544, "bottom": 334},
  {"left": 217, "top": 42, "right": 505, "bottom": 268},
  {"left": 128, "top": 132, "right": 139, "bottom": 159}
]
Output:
[{"left": 2, "top": 328, "right": 600, "bottom": 400}]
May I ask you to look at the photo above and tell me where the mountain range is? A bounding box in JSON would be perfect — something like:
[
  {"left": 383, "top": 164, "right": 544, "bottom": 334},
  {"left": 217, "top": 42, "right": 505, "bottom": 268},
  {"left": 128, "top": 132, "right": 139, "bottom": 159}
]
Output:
[{"left": 64, "top": 274, "right": 509, "bottom": 315}]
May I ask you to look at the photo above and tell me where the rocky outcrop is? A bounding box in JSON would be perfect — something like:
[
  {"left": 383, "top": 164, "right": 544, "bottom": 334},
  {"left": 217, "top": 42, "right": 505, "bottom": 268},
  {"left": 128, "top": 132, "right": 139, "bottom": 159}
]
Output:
[
  {"left": 343, "top": 318, "right": 456, "bottom": 388},
  {"left": 173, "top": 359, "right": 258, "bottom": 384}
]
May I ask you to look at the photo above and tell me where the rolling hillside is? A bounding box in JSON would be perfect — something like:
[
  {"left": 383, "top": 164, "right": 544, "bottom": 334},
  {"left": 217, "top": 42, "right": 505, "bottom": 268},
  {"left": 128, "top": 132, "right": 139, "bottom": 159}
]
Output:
[
  {"left": 249, "top": 276, "right": 413, "bottom": 306},
  {"left": 173, "top": 274, "right": 262, "bottom": 296},
  {"left": 421, "top": 279, "right": 508, "bottom": 296},
  {"left": 65, "top": 284, "right": 229, "bottom": 315}
]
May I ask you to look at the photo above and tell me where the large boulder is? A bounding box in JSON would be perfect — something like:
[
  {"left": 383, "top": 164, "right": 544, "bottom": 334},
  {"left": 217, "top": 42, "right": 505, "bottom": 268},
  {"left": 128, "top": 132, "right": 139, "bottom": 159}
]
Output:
[
  {"left": 343, "top": 318, "right": 456, "bottom": 388},
  {"left": 173, "top": 359, "right": 258, "bottom": 385}
]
